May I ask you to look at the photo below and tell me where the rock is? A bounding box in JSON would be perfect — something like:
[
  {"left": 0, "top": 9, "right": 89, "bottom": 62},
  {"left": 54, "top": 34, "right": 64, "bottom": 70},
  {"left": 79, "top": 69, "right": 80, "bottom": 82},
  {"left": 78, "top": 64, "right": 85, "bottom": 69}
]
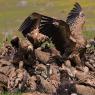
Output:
[
  {"left": 76, "top": 84, "right": 95, "bottom": 95},
  {"left": 83, "top": 66, "right": 89, "bottom": 73},
  {"left": 50, "top": 64, "right": 60, "bottom": 81},
  {"left": 65, "top": 60, "right": 72, "bottom": 67},
  {"left": 74, "top": 69, "right": 95, "bottom": 88},
  {"left": 85, "top": 61, "right": 95, "bottom": 71},
  {"left": 89, "top": 59, "right": 94, "bottom": 64},
  {"left": 35, "top": 64, "right": 47, "bottom": 78},
  {"left": 36, "top": 75, "right": 58, "bottom": 94},
  {"left": 56, "top": 80, "right": 77, "bottom": 95},
  {"left": 71, "top": 93, "right": 77, "bottom": 95},
  {"left": 35, "top": 47, "right": 50, "bottom": 64},
  {"left": 8, "top": 67, "right": 30, "bottom": 92},
  {"left": 23, "top": 92, "right": 49, "bottom": 95},
  {"left": 26, "top": 76, "right": 37, "bottom": 92}
]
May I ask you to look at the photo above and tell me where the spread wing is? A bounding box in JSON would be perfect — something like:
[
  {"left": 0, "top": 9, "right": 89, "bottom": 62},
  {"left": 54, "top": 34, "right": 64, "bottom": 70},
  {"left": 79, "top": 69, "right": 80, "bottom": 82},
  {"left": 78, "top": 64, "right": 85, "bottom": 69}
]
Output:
[
  {"left": 19, "top": 12, "right": 56, "bottom": 37},
  {"left": 66, "top": 2, "right": 85, "bottom": 32},
  {"left": 66, "top": 2, "right": 86, "bottom": 48},
  {"left": 19, "top": 12, "right": 72, "bottom": 53},
  {"left": 19, "top": 13, "right": 42, "bottom": 37}
]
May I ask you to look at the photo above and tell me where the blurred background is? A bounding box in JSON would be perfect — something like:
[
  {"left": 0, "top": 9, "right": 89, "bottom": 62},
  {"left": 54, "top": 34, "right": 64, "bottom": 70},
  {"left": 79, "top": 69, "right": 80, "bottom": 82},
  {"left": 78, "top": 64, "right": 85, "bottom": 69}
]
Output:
[{"left": 0, "top": 0, "right": 95, "bottom": 46}]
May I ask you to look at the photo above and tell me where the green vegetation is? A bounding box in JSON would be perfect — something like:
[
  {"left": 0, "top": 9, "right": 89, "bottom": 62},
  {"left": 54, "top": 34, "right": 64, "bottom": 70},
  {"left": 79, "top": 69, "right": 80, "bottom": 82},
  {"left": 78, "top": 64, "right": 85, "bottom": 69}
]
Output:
[
  {"left": 0, "top": 92, "right": 22, "bottom": 95},
  {"left": 0, "top": 0, "right": 95, "bottom": 43}
]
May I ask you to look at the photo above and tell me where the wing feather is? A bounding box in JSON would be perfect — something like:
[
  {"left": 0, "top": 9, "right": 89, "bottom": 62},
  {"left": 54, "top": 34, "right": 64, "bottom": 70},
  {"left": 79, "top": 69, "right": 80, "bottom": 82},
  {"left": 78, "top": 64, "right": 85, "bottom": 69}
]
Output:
[
  {"left": 19, "top": 13, "right": 42, "bottom": 36},
  {"left": 19, "top": 12, "right": 72, "bottom": 53},
  {"left": 66, "top": 2, "right": 86, "bottom": 48},
  {"left": 66, "top": 2, "right": 84, "bottom": 26}
]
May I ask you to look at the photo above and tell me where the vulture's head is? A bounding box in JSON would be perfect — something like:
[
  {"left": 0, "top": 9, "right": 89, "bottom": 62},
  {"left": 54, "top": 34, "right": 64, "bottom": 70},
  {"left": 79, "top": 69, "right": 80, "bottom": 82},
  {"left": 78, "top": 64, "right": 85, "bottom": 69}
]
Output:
[{"left": 11, "top": 36, "right": 20, "bottom": 49}]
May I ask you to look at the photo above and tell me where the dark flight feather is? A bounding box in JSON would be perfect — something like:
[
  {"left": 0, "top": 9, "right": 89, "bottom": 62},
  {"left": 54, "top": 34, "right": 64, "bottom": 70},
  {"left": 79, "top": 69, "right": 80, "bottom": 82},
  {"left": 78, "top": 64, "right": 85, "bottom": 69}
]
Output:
[
  {"left": 19, "top": 13, "right": 41, "bottom": 36},
  {"left": 19, "top": 12, "right": 71, "bottom": 53},
  {"left": 66, "top": 2, "right": 83, "bottom": 25}
]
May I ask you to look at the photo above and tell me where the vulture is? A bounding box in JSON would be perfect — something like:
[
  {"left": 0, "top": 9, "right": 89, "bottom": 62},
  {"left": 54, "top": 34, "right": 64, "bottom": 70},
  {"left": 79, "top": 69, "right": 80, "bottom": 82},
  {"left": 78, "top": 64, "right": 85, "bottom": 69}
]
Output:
[
  {"left": 66, "top": 2, "right": 86, "bottom": 48},
  {"left": 19, "top": 2, "right": 85, "bottom": 54},
  {"left": 11, "top": 36, "right": 20, "bottom": 49}
]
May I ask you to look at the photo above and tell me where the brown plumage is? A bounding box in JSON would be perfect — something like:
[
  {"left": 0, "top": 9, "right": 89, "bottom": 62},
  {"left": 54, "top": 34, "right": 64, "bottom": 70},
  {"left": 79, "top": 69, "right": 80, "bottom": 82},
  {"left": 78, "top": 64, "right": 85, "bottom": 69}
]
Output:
[
  {"left": 19, "top": 13, "right": 42, "bottom": 37},
  {"left": 11, "top": 36, "right": 20, "bottom": 49},
  {"left": 19, "top": 3, "right": 86, "bottom": 55},
  {"left": 19, "top": 12, "right": 71, "bottom": 53},
  {"left": 66, "top": 2, "right": 86, "bottom": 48}
]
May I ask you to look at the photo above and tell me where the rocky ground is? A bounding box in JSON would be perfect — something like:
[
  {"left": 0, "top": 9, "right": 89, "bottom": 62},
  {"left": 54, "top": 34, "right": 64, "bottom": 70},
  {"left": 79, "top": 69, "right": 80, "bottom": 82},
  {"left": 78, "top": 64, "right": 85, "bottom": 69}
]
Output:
[{"left": 0, "top": 35, "right": 95, "bottom": 95}]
